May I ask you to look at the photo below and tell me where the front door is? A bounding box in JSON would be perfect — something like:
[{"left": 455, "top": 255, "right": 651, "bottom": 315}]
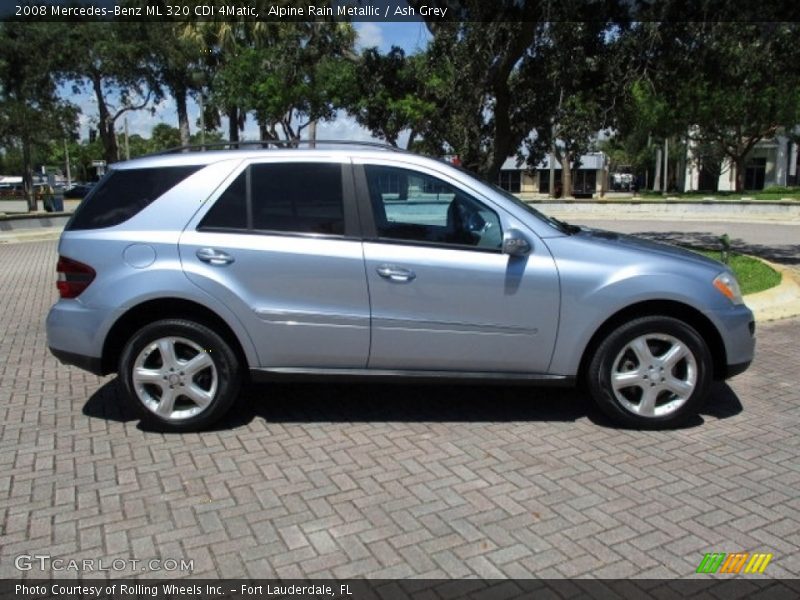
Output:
[{"left": 357, "top": 162, "right": 560, "bottom": 373}]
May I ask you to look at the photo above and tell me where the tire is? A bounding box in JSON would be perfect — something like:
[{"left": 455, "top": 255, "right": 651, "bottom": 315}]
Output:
[
  {"left": 118, "top": 319, "right": 242, "bottom": 432},
  {"left": 586, "top": 316, "right": 712, "bottom": 429}
]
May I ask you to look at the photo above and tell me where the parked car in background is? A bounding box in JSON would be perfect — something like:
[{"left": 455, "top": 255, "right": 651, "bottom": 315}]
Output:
[
  {"left": 46, "top": 141, "right": 755, "bottom": 431},
  {"left": 63, "top": 183, "right": 95, "bottom": 199}
]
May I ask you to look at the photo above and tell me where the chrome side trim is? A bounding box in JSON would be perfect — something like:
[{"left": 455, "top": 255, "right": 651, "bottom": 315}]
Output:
[
  {"left": 255, "top": 308, "right": 368, "bottom": 328},
  {"left": 250, "top": 367, "right": 572, "bottom": 386}
]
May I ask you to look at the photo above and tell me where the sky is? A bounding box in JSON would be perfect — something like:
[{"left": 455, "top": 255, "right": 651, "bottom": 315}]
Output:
[{"left": 66, "top": 22, "right": 432, "bottom": 146}]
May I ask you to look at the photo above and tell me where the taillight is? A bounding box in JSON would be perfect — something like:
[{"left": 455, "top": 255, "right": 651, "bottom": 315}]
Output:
[{"left": 56, "top": 256, "right": 96, "bottom": 299}]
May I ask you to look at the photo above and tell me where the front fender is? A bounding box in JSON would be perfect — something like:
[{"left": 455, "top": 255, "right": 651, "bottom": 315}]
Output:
[{"left": 548, "top": 269, "right": 725, "bottom": 376}]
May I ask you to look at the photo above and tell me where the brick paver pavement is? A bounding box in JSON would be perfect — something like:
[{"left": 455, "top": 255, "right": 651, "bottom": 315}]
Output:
[{"left": 1, "top": 241, "right": 798, "bottom": 579}]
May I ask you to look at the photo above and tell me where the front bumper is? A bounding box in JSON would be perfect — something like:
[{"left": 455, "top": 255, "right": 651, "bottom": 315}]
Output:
[{"left": 708, "top": 304, "right": 755, "bottom": 379}]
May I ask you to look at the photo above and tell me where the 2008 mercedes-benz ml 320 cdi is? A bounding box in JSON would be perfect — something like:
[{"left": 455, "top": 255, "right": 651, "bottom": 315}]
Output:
[{"left": 47, "top": 142, "right": 755, "bottom": 431}]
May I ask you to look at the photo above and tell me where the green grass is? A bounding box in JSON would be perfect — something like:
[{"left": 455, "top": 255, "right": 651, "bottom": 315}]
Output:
[
  {"left": 639, "top": 190, "right": 800, "bottom": 201},
  {"left": 692, "top": 249, "right": 782, "bottom": 295}
]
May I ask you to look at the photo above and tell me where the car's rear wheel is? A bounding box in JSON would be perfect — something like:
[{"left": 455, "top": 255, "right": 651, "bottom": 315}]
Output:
[
  {"left": 119, "top": 319, "right": 241, "bottom": 431},
  {"left": 587, "top": 316, "right": 712, "bottom": 428}
]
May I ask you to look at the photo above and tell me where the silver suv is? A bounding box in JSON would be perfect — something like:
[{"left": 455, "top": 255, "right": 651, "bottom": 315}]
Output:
[{"left": 46, "top": 142, "right": 755, "bottom": 431}]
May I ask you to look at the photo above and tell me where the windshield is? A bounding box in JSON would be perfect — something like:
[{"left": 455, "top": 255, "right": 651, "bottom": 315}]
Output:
[{"left": 442, "top": 161, "right": 573, "bottom": 235}]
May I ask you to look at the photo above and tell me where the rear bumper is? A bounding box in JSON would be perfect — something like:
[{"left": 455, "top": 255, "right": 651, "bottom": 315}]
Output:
[
  {"left": 49, "top": 347, "right": 105, "bottom": 376},
  {"left": 46, "top": 299, "right": 115, "bottom": 375}
]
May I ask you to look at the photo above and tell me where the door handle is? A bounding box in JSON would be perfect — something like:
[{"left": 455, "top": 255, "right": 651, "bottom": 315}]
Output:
[
  {"left": 376, "top": 265, "right": 416, "bottom": 282},
  {"left": 196, "top": 247, "right": 234, "bottom": 266}
]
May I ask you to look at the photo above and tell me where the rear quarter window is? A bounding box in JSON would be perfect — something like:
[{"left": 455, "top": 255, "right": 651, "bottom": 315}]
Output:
[{"left": 66, "top": 166, "right": 202, "bottom": 230}]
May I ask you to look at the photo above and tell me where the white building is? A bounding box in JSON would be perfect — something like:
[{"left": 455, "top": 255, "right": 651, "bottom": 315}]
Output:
[
  {"left": 684, "top": 133, "right": 798, "bottom": 192},
  {"left": 498, "top": 152, "right": 608, "bottom": 197}
]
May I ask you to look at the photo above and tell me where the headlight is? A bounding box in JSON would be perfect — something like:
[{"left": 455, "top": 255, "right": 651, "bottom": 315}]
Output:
[{"left": 713, "top": 272, "right": 743, "bottom": 305}]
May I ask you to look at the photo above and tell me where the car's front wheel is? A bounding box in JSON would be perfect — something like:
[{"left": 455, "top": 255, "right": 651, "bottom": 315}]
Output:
[
  {"left": 587, "top": 316, "right": 712, "bottom": 428},
  {"left": 118, "top": 319, "right": 241, "bottom": 431}
]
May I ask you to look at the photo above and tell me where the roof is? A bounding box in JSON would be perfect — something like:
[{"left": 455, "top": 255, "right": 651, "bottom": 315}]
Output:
[{"left": 500, "top": 152, "right": 607, "bottom": 171}]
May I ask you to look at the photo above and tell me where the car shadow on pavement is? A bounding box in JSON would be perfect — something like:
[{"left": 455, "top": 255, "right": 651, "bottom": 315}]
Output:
[
  {"left": 81, "top": 377, "right": 139, "bottom": 423},
  {"left": 82, "top": 378, "right": 743, "bottom": 433},
  {"left": 246, "top": 382, "right": 592, "bottom": 425},
  {"left": 235, "top": 379, "right": 743, "bottom": 430},
  {"left": 630, "top": 230, "right": 800, "bottom": 266}
]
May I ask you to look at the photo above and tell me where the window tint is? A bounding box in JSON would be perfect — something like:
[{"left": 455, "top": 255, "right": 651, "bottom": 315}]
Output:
[
  {"left": 199, "top": 171, "right": 247, "bottom": 230},
  {"left": 364, "top": 165, "right": 502, "bottom": 250},
  {"left": 67, "top": 166, "right": 201, "bottom": 230},
  {"left": 251, "top": 163, "right": 344, "bottom": 235}
]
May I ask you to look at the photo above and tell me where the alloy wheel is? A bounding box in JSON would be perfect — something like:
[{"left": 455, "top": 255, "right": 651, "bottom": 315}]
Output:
[
  {"left": 131, "top": 336, "right": 217, "bottom": 421},
  {"left": 610, "top": 333, "right": 697, "bottom": 418}
]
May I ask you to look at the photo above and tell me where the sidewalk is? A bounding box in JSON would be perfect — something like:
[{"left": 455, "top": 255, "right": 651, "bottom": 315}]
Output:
[{"left": 0, "top": 226, "right": 63, "bottom": 245}]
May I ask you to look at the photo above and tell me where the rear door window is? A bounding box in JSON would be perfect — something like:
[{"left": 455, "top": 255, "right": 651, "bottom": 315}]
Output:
[
  {"left": 251, "top": 163, "right": 344, "bottom": 235},
  {"left": 199, "top": 162, "right": 346, "bottom": 236},
  {"left": 67, "top": 166, "right": 202, "bottom": 230}
]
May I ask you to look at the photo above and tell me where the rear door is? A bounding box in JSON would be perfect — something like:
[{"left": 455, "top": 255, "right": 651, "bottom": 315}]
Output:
[{"left": 180, "top": 158, "right": 371, "bottom": 368}]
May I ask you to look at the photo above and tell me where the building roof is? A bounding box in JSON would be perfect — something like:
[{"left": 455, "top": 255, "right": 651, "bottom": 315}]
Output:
[{"left": 501, "top": 152, "right": 607, "bottom": 171}]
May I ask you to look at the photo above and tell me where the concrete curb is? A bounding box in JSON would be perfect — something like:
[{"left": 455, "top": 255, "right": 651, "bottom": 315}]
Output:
[
  {"left": 745, "top": 260, "right": 800, "bottom": 322},
  {"left": 0, "top": 227, "right": 63, "bottom": 244}
]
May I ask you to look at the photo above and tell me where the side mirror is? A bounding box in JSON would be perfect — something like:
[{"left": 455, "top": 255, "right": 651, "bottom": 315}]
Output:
[{"left": 502, "top": 229, "right": 532, "bottom": 256}]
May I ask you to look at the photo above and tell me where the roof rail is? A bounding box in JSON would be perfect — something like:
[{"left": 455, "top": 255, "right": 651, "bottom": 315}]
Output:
[{"left": 154, "top": 139, "right": 407, "bottom": 155}]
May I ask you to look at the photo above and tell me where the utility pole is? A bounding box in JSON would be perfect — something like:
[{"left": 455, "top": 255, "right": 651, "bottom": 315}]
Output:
[
  {"left": 199, "top": 93, "right": 205, "bottom": 150},
  {"left": 663, "top": 137, "right": 669, "bottom": 195},
  {"left": 124, "top": 117, "right": 130, "bottom": 161},
  {"left": 64, "top": 139, "right": 72, "bottom": 188},
  {"left": 549, "top": 88, "right": 563, "bottom": 198}
]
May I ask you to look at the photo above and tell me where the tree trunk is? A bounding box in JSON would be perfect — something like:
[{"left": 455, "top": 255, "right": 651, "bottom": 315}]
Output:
[
  {"left": 734, "top": 155, "right": 746, "bottom": 193},
  {"left": 487, "top": 83, "right": 512, "bottom": 182},
  {"left": 308, "top": 120, "right": 317, "bottom": 149},
  {"left": 561, "top": 151, "right": 573, "bottom": 199},
  {"left": 652, "top": 146, "right": 662, "bottom": 192},
  {"left": 227, "top": 106, "right": 239, "bottom": 143},
  {"left": 22, "top": 138, "right": 35, "bottom": 212},
  {"left": 91, "top": 74, "right": 118, "bottom": 164},
  {"left": 175, "top": 86, "right": 190, "bottom": 147}
]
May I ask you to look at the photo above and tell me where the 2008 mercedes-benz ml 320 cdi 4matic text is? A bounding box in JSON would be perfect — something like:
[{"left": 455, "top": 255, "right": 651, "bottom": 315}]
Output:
[{"left": 47, "top": 142, "right": 755, "bottom": 431}]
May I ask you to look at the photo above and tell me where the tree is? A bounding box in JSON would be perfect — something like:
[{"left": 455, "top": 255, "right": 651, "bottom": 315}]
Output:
[
  {"left": 685, "top": 22, "right": 800, "bottom": 192},
  {"left": 63, "top": 22, "right": 159, "bottom": 164},
  {"left": 525, "top": 21, "right": 624, "bottom": 197},
  {"left": 411, "top": 13, "right": 544, "bottom": 179},
  {"left": 211, "top": 22, "right": 356, "bottom": 143},
  {"left": 406, "top": 1, "right": 627, "bottom": 181},
  {"left": 146, "top": 21, "right": 206, "bottom": 146},
  {"left": 0, "top": 22, "right": 79, "bottom": 210},
  {"left": 149, "top": 123, "right": 182, "bottom": 152},
  {"left": 341, "top": 47, "right": 439, "bottom": 148},
  {"left": 616, "top": 18, "right": 800, "bottom": 193},
  {"left": 180, "top": 15, "right": 274, "bottom": 143}
]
